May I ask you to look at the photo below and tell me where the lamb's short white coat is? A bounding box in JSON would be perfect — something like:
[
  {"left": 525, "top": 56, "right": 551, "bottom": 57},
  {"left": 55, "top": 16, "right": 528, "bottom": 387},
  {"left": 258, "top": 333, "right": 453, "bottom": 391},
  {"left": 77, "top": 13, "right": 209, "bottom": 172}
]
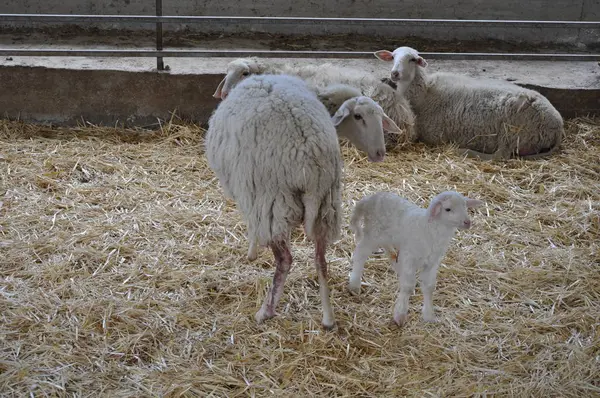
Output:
[{"left": 349, "top": 191, "right": 484, "bottom": 326}]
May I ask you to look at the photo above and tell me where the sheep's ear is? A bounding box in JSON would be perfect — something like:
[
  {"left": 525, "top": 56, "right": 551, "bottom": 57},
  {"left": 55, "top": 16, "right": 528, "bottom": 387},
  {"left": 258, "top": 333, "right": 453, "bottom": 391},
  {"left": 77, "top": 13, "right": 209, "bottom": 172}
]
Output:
[
  {"left": 374, "top": 50, "right": 394, "bottom": 62},
  {"left": 331, "top": 102, "right": 352, "bottom": 126},
  {"left": 382, "top": 114, "right": 402, "bottom": 134},
  {"left": 213, "top": 77, "right": 226, "bottom": 99},
  {"left": 466, "top": 198, "right": 484, "bottom": 208},
  {"left": 416, "top": 56, "right": 428, "bottom": 68}
]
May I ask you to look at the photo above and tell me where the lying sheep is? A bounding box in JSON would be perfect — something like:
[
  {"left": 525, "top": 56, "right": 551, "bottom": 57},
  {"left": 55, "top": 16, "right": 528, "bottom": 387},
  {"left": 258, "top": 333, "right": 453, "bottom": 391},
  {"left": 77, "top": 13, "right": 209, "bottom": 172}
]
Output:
[
  {"left": 244, "top": 84, "right": 401, "bottom": 262},
  {"left": 348, "top": 191, "right": 483, "bottom": 326},
  {"left": 374, "top": 46, "right": 565, "bottom": 160},
  {"left": 213, "top": 58, "right": 415, "bottom": 146},
  {"left": 205, "top": 73, "right": 347, "bottom": 329}
]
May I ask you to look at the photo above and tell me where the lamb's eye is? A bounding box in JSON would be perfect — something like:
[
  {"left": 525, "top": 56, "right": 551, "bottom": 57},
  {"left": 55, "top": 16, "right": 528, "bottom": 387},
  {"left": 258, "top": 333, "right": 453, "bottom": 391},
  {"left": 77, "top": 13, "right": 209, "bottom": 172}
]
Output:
[
  {"left": 354, "top": 114, "right": 363, "bottom": 121},
  {"left": 242, "top": 71, "right": 249, "bottom": 76},
  {"left": 410, "top": 58, "right": 417, "bottom": 62},
  {"left": 445, "top": 208, "right": 452, "bottom": 212}
]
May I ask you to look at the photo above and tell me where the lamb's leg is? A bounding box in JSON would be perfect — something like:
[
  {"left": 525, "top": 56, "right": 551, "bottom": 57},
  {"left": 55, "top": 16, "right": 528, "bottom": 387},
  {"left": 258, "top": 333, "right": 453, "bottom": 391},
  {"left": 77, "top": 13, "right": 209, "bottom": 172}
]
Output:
[
  {"left": 315, "top": 236, "right": 335, "bottom": 330},
  {"left": 255, "top": 239, "right": 292, "bottom": 324},
  {"left": 247, "top": 236, "right": 259, "bottom": 261},
  {"left": 420, "top": 262, "right": 440, "bottom": 323},
  {"left": 393, "top": 253, "right": 417, "bottom": 327},
  {"left": 348, "top": 240, "right": 373, "bottom": 295}
]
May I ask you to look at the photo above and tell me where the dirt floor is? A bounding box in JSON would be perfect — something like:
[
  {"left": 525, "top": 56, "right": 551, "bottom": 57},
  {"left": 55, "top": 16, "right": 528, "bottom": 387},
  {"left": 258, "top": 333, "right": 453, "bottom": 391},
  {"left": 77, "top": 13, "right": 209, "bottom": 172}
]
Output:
[
  {"left": 0, "top": 118, "right": 598, "bottom": 396},
  {"left": 3, "top": 27, "right": 597, "bottom": 54}
]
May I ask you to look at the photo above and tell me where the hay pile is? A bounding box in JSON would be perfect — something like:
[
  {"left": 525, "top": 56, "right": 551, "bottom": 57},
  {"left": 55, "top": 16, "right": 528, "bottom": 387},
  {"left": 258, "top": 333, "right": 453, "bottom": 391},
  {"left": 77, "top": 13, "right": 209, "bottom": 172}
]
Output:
[{"left": 0, "top": 117, "right": 598, "bottom": 396}]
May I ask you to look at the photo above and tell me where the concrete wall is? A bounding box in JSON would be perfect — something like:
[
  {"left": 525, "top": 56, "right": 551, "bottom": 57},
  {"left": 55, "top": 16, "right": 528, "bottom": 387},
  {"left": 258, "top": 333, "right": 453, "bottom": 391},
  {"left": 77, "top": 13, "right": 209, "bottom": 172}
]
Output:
[{"left": 2, "top": 0, "right": 599, "bottom": 45}]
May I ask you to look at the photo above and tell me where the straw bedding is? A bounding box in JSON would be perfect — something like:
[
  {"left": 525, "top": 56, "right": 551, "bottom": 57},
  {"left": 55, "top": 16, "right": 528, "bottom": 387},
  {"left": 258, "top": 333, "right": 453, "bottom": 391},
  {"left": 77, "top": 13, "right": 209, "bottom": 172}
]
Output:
[{"left": 0, "top": 117, "right": 598, "bottom": 397}]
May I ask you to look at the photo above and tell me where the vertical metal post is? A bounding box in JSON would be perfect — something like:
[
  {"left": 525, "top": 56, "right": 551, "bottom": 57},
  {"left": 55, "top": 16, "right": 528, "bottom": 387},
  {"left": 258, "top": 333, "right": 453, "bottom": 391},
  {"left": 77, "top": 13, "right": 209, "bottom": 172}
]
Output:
[{"left": 156, "top": 0, "right": 164, "bottom": 71}]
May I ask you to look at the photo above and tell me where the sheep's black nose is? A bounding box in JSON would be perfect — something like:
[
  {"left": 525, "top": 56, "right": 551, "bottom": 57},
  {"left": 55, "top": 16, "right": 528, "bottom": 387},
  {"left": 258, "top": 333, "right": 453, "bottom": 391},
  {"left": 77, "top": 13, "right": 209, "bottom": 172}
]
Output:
[{"left": 391, "top": 71, "right": 400, "bottom": 79}]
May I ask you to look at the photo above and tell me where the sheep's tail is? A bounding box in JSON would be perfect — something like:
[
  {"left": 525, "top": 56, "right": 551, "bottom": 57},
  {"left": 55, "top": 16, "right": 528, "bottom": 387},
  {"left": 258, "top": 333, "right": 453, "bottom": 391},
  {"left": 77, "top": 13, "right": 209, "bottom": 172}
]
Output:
[{"left": 349, "top": 201, "right": 365, "bottom": 242}]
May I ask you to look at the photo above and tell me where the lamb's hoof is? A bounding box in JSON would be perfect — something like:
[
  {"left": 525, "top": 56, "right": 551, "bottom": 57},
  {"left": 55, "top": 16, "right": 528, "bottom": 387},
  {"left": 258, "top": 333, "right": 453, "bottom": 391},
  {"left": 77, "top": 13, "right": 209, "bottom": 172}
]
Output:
[
  {"left": 347, "top": 283, "right": 361, "bottom": 296},
  {"left": 423, "top": 314, "right": 438, "bottom": 324},
  {"left": 247, "top": 253, "right": 258, "bottom": 262},
  {"left": 255, "top": 307, "right": 276, "bottom": 324},
  {"left": 393, "top": 313, "right": 408, "bottom": 327}
]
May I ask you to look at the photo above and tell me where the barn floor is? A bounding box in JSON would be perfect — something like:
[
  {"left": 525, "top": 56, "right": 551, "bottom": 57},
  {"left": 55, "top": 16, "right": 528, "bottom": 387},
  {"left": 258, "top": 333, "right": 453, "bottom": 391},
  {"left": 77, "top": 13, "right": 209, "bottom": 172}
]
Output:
[{"left": 0, "top": 118, "right": 598, "bottom": 396}]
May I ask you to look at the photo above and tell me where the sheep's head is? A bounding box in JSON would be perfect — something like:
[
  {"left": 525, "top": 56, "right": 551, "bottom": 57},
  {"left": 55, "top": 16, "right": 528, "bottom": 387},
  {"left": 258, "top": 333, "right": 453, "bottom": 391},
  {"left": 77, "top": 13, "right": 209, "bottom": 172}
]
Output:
[
  {"left": 427, "top": 191, "right": 484, "bottom": 230},
  {"left": 331, "top": 96, "right": 402, "bottom": 163},
  {"left": 213, "top": 58, "right": 262, "bottom": 99},
  {"left": 374, "top": 46, "right": 428, "bottom": 83}
]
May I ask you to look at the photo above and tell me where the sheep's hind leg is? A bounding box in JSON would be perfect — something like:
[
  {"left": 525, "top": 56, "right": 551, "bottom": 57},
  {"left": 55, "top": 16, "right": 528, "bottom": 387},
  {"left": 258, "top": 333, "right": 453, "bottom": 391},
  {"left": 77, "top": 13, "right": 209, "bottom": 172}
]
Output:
[
  {"left": 255, "top": 238, "right": 292, "bottom": 324},
  {"left": 247, "top": 236, "right": 259, "bottom": 261},
  {"left": 315, "top": 236, "right": 336, "bottom": 330}
]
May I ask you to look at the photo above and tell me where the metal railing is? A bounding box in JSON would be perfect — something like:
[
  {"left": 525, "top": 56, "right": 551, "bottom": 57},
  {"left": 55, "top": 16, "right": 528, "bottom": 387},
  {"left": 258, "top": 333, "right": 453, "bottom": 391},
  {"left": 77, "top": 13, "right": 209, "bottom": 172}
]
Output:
[{"left": 1, "top": 4, "right": 599, "bottom": 70}]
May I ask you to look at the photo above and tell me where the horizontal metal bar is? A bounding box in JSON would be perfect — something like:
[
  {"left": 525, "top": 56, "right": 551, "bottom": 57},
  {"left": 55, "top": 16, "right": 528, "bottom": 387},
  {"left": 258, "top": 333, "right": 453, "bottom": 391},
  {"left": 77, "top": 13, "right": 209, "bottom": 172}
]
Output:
[
  {"left": 0, "top": 14, "right": 599, "bottom": 28},
  {"left": 0, "top": 49, "right": 599, "bottom": 61}
]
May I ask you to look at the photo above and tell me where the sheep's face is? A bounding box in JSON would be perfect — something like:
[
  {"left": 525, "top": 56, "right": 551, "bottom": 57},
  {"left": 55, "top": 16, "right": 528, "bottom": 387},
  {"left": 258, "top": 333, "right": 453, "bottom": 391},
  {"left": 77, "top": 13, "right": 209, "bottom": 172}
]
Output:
[
  {"left": 428, "top": 192, "right": 484, "bottom": 230},
  {"left": 331, "top": 96, "right": 402, "bottom": 163},
  {"left": 212, "top": 59, "right": 259, "bottom": 99},
  {"left": 374, "top": 46, "right": 428, "bottom": 83}
]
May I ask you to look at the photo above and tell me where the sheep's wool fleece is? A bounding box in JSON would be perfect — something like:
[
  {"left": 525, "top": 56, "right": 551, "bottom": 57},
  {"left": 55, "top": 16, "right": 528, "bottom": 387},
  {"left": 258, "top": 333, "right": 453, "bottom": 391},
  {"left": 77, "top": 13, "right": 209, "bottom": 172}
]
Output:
[{"left": 205, "top": 74, "right": 343, "bottom": 246}]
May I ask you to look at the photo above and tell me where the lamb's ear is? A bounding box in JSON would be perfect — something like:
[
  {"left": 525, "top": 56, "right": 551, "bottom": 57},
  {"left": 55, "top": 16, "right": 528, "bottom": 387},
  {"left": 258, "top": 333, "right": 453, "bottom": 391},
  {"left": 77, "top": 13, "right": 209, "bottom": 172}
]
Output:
[
  {"left": 374, "top": 50, "right": 394, "bottom": 62},
  {"left": 416, "top": 56, "right": 428, "bottom": 68},
  {"left": 466, "top": 198, "right": 484, "bottom": 208},
  {"left": 382, "top": 114, "right": 402, "bottom": 134},
  {"left": 212, "top": 77, "right": 226, "bottom": 99},
  {"left": 428, "top": 201, "right": 443, "bottom": 222},
  {"left": 331, "top": 100, "right": 353, "bottom": 126}
]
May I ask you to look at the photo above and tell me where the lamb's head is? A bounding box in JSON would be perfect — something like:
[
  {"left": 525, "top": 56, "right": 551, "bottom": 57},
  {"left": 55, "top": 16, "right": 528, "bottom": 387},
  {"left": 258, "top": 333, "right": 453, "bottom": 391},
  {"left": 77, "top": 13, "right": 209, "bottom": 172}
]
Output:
[
  {"left": 331, "top": 95, "right": 402, "bottom": 163},
  {"left": 213, "top": 58, "right": 263, "bottom": 99},
  {"left": 427, "top": 191, "right": 484, "bottom": 230},
  {"left": 374, "top": 46, "right": 428, "bottom": 83}
]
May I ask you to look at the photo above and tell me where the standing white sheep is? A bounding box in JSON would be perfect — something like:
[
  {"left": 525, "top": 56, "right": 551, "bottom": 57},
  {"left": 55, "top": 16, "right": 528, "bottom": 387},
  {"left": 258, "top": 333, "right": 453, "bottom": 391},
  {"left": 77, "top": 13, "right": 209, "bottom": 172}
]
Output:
[
  {"left": 374, "top": 46, "right": 565, "bottom": 160},
  {"left": 205, "top": 73, "right": 345, "bottom": 329},
  {"left": 348, "top": 191, "right": 483, "bottom": 326},
  {"left": 242, "top": 83, "right": 401, "bottom": 262},
  {"left": 212, "top": 58, "right": 415, "bottom": 146}
]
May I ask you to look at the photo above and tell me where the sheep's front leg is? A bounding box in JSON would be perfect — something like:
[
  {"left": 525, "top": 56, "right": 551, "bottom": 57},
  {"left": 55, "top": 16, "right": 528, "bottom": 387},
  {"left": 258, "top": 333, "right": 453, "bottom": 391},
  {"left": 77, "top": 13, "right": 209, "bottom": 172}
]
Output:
[
  {"left": 420, "top": 262, "right": 440, "bottom": 323},
  {"left": 348, "top": 241, "right": 373, "bottom": 295},
  {"left": 255, "top": 239, "right": 292, "bottom": 324},
  {"left": 315, "top": 237, "right": 335, "bottom": 330},
  {"left": 393, "top": 253, "right": 417, "bottom": 327}
]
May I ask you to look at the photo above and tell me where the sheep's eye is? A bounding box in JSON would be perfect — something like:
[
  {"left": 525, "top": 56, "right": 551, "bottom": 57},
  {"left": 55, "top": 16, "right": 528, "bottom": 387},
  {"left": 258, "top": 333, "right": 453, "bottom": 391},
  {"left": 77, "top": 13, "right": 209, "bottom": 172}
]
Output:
[
  {"left": 354, "top": 114, "right": 363, "bottom": 121},
  {"left": 445, "top": 208, "right": 452, "bottom": 212},
  {"left": 410, "top": 58, "right": 417, "bottom": 62},
  {"left": 242, "top": 71, "right": 249, "bottom": 76}
]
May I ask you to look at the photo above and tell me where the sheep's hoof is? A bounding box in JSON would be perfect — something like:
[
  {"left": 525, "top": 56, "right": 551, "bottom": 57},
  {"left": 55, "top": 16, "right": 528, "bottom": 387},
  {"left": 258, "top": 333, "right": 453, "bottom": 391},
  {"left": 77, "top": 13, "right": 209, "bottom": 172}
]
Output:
[
  {"left": 247, "top": 253, "right": 258, "bottom": 262},
  {"left": 322, "top": 320, "right": 336, "bottom": 331},
  {"left": 255, "top": 307, "right": 276, "bottom": 324},
  {"left": 393, "top": 312, "right": 408, "bottom": 327}
]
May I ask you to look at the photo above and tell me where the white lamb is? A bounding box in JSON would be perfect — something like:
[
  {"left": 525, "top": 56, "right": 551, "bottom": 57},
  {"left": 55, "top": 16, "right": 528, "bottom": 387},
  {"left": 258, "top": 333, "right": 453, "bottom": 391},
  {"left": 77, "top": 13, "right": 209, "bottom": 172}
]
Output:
[
  {"left": 348, "top": 191, "right": 484, "bottom": 326},
  {"left": 374, "top": 46, "right": 565, "bottom": 160},
  {"left": 205, "top": 73, "right": 347, "bottom": 329},
  {"left": 212, "top": 57, "right": 416, "bottom": 146}
]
